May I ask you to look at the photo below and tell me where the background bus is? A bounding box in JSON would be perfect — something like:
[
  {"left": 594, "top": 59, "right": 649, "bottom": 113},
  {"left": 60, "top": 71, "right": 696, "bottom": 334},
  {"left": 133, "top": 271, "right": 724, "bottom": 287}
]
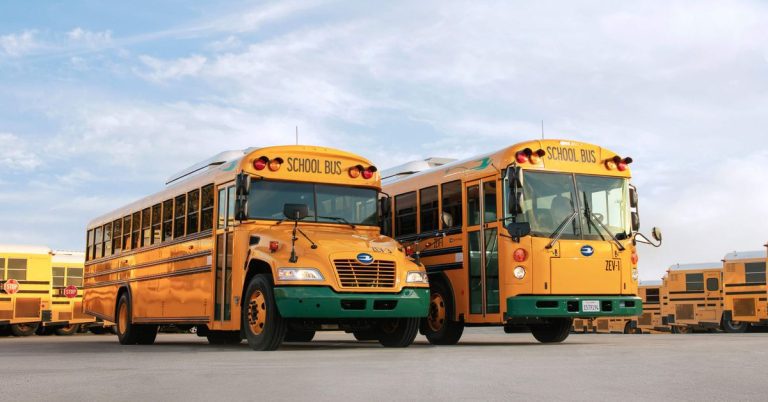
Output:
[
  {"left": 382, "top": 139, "right": 659, "bottom": 344},
  {"left": 83, "top": 145, "right": 430, "bottom": 350},
  {"left": 722, "top": 248, "right": 768, "bottom": 333},
  {"left": 572, "top": 318, "right": 595, "bottom": 333},
  {"left": 593, "top": 317, "right": 636, "bottom": 334},
  {"left": 661, "top": 263, "right": 723, "bottom": 334},
  {"left": 0, "top": 245, "right": 51, "bottom": 336},
  {"left": 637, "top": 279, "right": 668, "bottom": 333}
]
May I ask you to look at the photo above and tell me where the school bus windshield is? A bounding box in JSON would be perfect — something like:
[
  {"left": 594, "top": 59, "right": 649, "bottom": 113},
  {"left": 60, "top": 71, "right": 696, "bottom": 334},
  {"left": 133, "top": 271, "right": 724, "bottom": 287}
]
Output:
[
  {"left": 510, "top": 171, "right": 629, "bottom": 240},
  {"left": 247, "top": 179, "right": 378, "bottom": 225}
]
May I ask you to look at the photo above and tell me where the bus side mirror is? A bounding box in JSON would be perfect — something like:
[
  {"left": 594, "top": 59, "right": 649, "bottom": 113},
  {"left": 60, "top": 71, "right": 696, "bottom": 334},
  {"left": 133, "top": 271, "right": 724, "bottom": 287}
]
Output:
[
  {"left": 506, "top": 222, "right": 531, "bottom": 242},
  {"left": 631, "top": 212, "right": 640, "bottom": 232},
  {"left": 629, "top": 187, "right": 638, "bottom": 209},
  {"left": 283, "top": 203, "right": 309, "bottom": 221},
  {"left": 236, "top": 172, "right": 250, "bottom": 196},
  {"left": 652, "top": 227, "right": 662, "bottom": 242},
  {"left": 379, "top": 196, "right": 391, "bottom": 217},
  {"left": 234, "top": 173, "right": 250, "bottom": 221}
]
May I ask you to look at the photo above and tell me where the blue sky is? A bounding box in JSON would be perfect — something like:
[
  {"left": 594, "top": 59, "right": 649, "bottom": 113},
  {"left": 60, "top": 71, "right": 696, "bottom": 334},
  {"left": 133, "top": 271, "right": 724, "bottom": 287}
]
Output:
[{"left": 1, "top": 0, "right": 767, "bottom": 280}]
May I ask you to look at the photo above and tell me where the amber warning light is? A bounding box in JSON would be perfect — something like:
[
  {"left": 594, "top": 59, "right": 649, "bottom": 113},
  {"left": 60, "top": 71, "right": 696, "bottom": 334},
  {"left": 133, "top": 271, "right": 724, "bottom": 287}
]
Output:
[{"left": 516, "top": 148, "right": 546, "bottom": 164}]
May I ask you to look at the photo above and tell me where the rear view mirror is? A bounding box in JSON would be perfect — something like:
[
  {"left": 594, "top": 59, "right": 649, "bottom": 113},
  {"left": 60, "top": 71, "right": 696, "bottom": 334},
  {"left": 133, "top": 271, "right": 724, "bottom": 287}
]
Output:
[
  {"left": 629, "top": 186, "right": 638, "bottom": 209},
  {"left": 652, "top": 227, "right": 662, "bottom": 242},
  {"left": 236, "top": 172, "right": 250, "bottom": 196},
  {"left": 506, "top": 222, "right": 531, "bottom": 242},
  {"left": 283, "top": 203, "right": 309, "bottom": 221},
  {"left": 631, "top": 212, "right": 640, "bottom": 232},
  {"left": 379, "top": 196, "right": 391, "bottom": 217}
]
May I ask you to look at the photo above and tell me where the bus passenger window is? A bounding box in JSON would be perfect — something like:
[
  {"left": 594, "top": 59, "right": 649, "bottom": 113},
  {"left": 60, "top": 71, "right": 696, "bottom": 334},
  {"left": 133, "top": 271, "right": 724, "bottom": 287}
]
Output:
[
  {"left": 7, "top": 258, "right": 27, "bottom": 280},
  {"left": 174, "top": 195, "right": 186, "bottom": 238},
  {"left": 104, "top": 222, "right": 113, "bottom": 257},
  {"left": 122, "top": 215, "right": 131, "bottom": 251},
  {"left": 395, "top": 192, "right": 416, "bottom": 237},
  {"left": 706, "top": 277, "right": 719, "bottom": 291},
  {"left": 0, "top": 258, "right": 5, "bottom": 279},
  {"left": 467, "top": 185, "right": 480, "bottom": 226},
  {"left": 218, "top": 188, "right": 227, "bottom": 229},
  {"left": 187, "top": 189, "right": 200, "bottom": 235},
  {"left": 131, "top": 211, "right": 141, "bottom": 250},
  {"left": 151, "top": 203, "right": 161, "bottom": 245},
  {"left": 483, "top": 181, "right": 497, "bottom": 223},
  {"left": 112, "top": 218, "right": 122, "bottom": 254},
  {"left": 66, "top": 268, "right": 84, "bottom": 287},
  {"left": 86, "top": 229, "right": 93, "bottom": 261},
  {"left": 141, "top": 208, "right": 151, "bottom": 247},
  {"left": 419, "top": 186, "right": 438, "bottom": 233},
  {"left": 200, "top": 184, "right": 214, "bottom": 231},
  {"left": 52, "top": 267, "right": 65, "bottom": 287},
  {"left": 162, "top": 199, "right": 173, "bottom": 241},
  {"left": 745, "top": 262, "right": 767, "bottom": 284},
  {"left": 685, "top": 273, "right": 704, "bottom": 291},
  {"left": 227, "top": 187, "right": 236, "bottom": 227},
  {"left": 441, "top": 180, "right": 462, "bottom": 228},
  {"left": 94, "top": 226, "right": 103, "bottom": 259}
]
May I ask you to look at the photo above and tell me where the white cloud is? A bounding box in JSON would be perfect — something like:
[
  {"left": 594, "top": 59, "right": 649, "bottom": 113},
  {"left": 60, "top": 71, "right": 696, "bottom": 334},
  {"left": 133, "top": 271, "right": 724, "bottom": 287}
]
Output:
[
  {"left": 137, "top": 54, "right": 207, "bottom": 82},
  {"left": 0, "top": 30, "right": 38, "bottom": 57},
  {"left": 67, "top": 27, "right": 113, "bottom": 48},
  {"left": 0, "top": 133, "right": 41, "bottom": 170}
]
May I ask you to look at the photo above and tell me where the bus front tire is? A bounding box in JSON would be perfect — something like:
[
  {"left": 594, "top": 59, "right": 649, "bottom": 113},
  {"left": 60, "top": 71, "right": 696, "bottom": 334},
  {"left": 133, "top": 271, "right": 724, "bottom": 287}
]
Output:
[
  {"left": 284, "top": 329, "right": 316, "bottom": 342},
  {"left": 420, "top": 280, "right": 464, "bottom": 345},
  {"left": 10, "top": 322, "right": 39, "bottom": 337},
  {"left": 377, "top": 317, "right": 419, "bottom": 348},
  {"left": 115, "top": 293, "right": 157, "bottom": 345},
  {"left": 722, "top": 318, "right": 749, "bottom": 333},
  {"left": 242, "top": 274, "right": 286, "bottom": 351},
  {"left": 55, "top": 324, "right": 80, "bottom": 336},
  {"left": 530, "top": 318, "right": 572, "bottom": 343}
]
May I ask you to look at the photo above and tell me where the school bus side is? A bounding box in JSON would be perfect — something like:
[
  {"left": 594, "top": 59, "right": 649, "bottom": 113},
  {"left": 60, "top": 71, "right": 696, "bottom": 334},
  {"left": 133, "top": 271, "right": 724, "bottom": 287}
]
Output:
[
  {"left": 636, "top": 281, "right": 668, "bottom": 333},
  {"left": 0, "top": 245, "right": 52, "bottom": 337},
  {"left": 722, "top": 249, "right": 768, "bottom": 332},
  {"left": 42, "top": 251, "right": 101, "bottom": 335},
  {"left": 592, "top": 316, "right": 636, "bottom": 334},
  {"left": 661, "top": 263, "right": 723, "bottom": 333}
]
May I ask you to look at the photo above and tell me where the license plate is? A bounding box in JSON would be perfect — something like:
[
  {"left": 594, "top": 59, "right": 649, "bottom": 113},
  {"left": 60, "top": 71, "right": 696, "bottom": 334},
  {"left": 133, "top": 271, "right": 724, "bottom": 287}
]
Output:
[{"left": 582, "top": 300, "right": 600, "bottom": 312}]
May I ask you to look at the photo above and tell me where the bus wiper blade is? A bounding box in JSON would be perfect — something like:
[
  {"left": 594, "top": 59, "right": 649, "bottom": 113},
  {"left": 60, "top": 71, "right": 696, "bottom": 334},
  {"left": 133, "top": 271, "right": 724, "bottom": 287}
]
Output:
[
  {"left": 588, "top": 211, "right": 626, "bottom": 251},
  {"left": 581, "top": 193, "right": 624, "bottom": 251},
  {"left": 315, "top": 215, "right": 356, "bottom": 228},
  {"left": 546, "top": 210, "right": 579, "bottom": 249}
]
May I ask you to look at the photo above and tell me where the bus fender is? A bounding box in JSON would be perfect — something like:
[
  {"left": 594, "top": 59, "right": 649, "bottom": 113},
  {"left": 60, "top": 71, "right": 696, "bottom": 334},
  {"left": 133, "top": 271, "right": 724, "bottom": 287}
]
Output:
[{"left": 114, "top": 284, "right": 133, "bottom": 322}]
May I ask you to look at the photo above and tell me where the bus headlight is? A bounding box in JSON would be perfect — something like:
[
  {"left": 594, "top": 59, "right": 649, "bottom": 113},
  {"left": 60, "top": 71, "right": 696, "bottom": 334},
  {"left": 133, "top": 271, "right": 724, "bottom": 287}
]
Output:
[
  {"left": 513, "top": 266, "right": 526, "bottom": 280},
  {"left": 406, "top": 271, "right": 429, "bottom": 284},
  {"left": 278, "top": 268, "right": 324, "bottom": 281},
  {"left": 632, "top": 268, "right": 639, "bottom": 281}
]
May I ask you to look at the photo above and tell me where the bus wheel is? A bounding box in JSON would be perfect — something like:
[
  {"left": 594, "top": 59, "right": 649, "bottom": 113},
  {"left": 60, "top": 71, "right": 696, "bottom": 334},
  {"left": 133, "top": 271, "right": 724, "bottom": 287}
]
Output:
[
  {"left": 207, "top": 331, "right": 243, "bottom": 345},
  {"left": 284, "top": 329, "right": 316, "bottom": 342},
  {"left": 530, "top": 318, "right": 572, "bottom": 343},
  {"left": 377, "top": 317, "right": 419, "bottom": 348},
  {"left": 242, "top": 274, "right": 286, "bottom": 351},
  {"left": 722, "top": 317, "right": 749, "bottom": 333},
  {"left": 55, "top": 324, "right": 80, "bottom": 336},
  {"left": 352, "top": 330, "right": 378, "bottom": 341},
  {"left": 421, "top": 281, "right": 464, "bottom": 345},
  {"left": 116, "top": 293, "right": 141, "bottom": 345},
  {"left": 136, "top": 325, "right": 158, "bottom": 345},
  {"left": 10, "top": 322, "right": 39, "bottom": 337},
  {"left": 671, "top": 325, "right": 691, "bottom": 334}
]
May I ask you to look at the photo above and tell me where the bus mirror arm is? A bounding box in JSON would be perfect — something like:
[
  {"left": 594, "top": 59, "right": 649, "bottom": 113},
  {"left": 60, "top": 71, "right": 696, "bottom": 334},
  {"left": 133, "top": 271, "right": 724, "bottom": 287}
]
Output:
[{"left": 634, "top": 228, "right": 662, "bottom": 248}]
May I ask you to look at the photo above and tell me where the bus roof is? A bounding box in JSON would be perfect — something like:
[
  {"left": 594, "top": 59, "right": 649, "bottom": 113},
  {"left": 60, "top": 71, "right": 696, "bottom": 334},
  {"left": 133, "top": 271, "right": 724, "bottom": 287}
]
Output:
[
  {"left": 667, "top": 262, "right": 722, "bottom": 272},
  {"left": 0, "top": 244, "right": 52, "bottom": 255},
  {"left": 723, "top": 250, "right": 766, "bottom": 262},
  {"left": 87, "top": 144, "right": 377, "bottom": 228},
  {"left": 640, "top": 279, "right": 662, "bottom": 286},
  {"left": 52, "top": 250, "right": 85, "bottom": 264},
  {"left": 381, "top": 157, "right": 457, "bottom": 182}
]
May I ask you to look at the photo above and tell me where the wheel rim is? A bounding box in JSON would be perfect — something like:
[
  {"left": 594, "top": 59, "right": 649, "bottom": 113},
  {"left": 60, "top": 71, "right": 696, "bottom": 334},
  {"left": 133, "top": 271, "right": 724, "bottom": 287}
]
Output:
[
  {"left": 118, "top": 302, "right": 128, "bottom": 335},
  {"left": 17, "top": 323, "right": 32, "bottom": 332},
  {"left": 248, "top": 290, "right": 267, "bottom": 335},
  {"left": 62, "top": 325, "right": 76, "bottom": 332},
  {"left": 427, "top": 292, "right": 446, "bottom": 332}
]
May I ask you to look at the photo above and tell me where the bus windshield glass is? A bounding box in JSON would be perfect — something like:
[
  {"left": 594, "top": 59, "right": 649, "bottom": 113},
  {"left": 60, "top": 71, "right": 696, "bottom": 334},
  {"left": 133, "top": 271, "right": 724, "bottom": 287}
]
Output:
[
  {"left": 509, "top": 171, "right": 629, "bottom": 240},
  {"left": 248, "top": 180, "right": 378, "bottom": 226}
]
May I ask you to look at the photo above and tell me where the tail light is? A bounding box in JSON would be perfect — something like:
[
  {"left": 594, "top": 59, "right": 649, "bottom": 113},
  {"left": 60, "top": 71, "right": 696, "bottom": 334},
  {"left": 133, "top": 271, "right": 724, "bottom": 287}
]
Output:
[
  {"left": 269, "top": 241, "right": 280, "bottom": 252},
  {"left": 405, "top": 245, "right": 414, "bottom": 256},
  {"left": 513, "top": 248, "right": 527, "bottom": 262}
]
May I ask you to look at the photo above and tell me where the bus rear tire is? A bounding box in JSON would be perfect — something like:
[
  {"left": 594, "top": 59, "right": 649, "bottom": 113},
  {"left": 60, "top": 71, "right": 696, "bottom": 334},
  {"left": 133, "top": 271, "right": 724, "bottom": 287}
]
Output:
[
  {"left": 284, "top": 329, "right": 315, "bottom": 342},
  {"left": 116, "top": 293, "right": 141, "bottom": 345},
  {"left": 136, "top": 325, "right": 158, "bottom": 345},
  {"left": 530, "top": 318, "right": 572, "bottom": 343},
  {"left": 377, "top": 317, "right": 419, "bottom": 348},
  {"left": 55, "top": 324, "right": 80, "bottom": 336},
  {"left": 671, "top": 325, "right": 691, "bottom": 334},
  {"left": 10, "top": 322, "right": 39, "bottom": 337},
  {"left": 421, "top": 280, "right": 464, "bottom": 345},
  {"left": 242, "top": 274, "right": 286, "bottom": 351},
  {"left": 207, "top": 331, "right": 243, "bottom": 345},
  {"left": 722, "top": 318, "right": 749, "bottom": 333},
  {"left": 352, "top": 330, "right": 378, "bottom": 341}
]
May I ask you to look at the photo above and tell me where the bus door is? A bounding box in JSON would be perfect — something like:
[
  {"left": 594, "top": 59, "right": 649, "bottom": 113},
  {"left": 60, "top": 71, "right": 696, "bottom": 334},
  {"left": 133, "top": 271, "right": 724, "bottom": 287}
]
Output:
[
  {"left": 702, "top": 271, "right": 720, "bottom": 322},
  {"left": 214, "top": 185, "right": 236, "bottom": 328},
  {"left": 465, "top": 177, "right": 500, "bottom": 322}
]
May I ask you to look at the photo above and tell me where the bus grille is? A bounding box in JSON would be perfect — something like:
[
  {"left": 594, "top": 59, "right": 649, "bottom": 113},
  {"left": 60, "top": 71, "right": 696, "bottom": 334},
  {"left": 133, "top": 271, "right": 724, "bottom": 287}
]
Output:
[
  {"left": 334, "top": 259, "right": 396, "bottom": 288},
  {"left": 676, "top": 304, "right": 694, "bottom": 320},
  {"left": 734, "top": 298, "right": 756, "bottom": 317},
  {"left": 638, "top": 312, "right": 652, "bottom": 326}
]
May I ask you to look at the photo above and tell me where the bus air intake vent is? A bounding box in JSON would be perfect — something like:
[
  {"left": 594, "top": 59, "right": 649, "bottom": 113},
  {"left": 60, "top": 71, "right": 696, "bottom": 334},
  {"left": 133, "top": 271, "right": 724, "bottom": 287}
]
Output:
[
  {"left": 734, "top": 298, "right": 756, "bottom": 317},
  {"left": 638, "top": 312, "right": 652, "bottom": 326},
  {"left": 676, "top": 304, "right": 694, "bottom": 320},
  {"left": 334, "top": 259, "right": 396, "bottom": 288},
  {"left": 15, "top": 298, "right": 41, "bottom": 318}
]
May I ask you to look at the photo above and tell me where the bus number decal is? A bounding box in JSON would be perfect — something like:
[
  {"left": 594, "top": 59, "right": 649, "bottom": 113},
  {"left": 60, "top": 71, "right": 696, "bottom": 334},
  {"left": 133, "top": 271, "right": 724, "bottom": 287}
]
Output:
[
  {"left": 605, "top": 260, "right": 621, "bottom": 271},
  {"left": 371, "top": 247, "right": 393, "bottom": 254}
]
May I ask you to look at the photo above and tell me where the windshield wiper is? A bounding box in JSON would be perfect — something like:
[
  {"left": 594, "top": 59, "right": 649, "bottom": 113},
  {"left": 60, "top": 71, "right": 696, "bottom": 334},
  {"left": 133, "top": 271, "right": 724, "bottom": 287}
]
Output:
[
  {"left": 315, "top": 215, "right": 356, "bottom": 228},
  {"left": 582, "top": 192, "right": 625, "bottom": 251},
  {"left": 545, "top": 210, "right": 579, "bottom": 249}
]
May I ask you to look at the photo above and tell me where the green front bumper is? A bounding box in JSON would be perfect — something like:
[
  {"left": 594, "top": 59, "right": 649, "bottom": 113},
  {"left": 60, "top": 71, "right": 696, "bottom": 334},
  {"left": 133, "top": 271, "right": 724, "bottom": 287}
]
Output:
[
  {"left": 274, "top": 286, "right": 430, "bottom": 318},
  {"left": 505, "top": 295, "right": 642, "bottom": 319}
]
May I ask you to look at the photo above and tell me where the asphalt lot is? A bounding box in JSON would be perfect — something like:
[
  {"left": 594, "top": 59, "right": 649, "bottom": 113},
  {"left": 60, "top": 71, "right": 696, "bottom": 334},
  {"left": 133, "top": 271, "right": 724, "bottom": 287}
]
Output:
[{"left": 1, "top": 328, "right": 768, "bottom": 401}]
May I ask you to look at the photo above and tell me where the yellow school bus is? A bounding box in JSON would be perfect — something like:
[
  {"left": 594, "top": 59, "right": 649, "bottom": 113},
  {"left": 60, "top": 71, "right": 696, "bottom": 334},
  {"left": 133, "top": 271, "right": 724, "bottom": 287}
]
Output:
[
  {"left": 83, "top": 145, "right": 430, "bottom": 350},
  {"left": 382, "top": 139, "right": 659, "bottom": 344},
  {"left": 41, "top": 250, "right": 102, "bottom": 335},
  {"left": 0, "top": 245, "right": 52, "bottom": 336},
  {"left": 722, "top": 248, "right": 768, "bottom": 332},
  {"left": 572, "top": 318, "right": 595, "bottom": 333},
  {"left": 636, "top": 280, "right": 667, "bottom": 333},
  {"left": 660, "top": 263, "right": 723, "bottom": 334}
]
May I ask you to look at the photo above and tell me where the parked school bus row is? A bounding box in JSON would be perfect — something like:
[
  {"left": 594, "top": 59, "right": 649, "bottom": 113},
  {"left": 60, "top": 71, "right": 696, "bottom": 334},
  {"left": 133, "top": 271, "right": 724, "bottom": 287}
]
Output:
[
  {"left": 575, "top": 280, "right": 664, "bottom": 334},
  {"left": 0, "top": 245, "right": 109, "bottom": 337}
]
